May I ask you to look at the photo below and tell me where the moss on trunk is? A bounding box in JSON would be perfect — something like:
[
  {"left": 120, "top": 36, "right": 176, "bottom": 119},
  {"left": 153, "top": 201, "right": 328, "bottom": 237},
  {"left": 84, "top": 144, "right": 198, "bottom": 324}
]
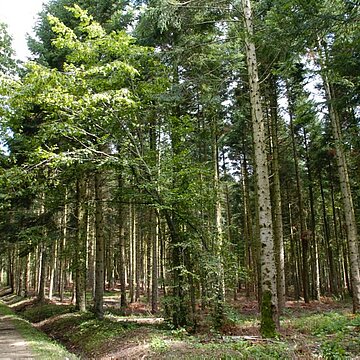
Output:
[{"left": 260, "top": 290, "right": 277, "bottom": 338}]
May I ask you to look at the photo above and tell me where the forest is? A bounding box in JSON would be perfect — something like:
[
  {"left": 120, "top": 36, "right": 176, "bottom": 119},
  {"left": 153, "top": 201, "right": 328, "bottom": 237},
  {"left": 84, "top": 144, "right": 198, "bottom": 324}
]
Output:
[{"left": 0, "top": 0, "right": 360, "bottom": 358}]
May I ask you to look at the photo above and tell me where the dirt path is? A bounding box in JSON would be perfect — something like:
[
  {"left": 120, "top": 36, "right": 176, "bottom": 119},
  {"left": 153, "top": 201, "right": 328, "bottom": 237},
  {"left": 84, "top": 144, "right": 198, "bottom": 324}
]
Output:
[{"left": 0, "top": 314, "right": 35, "bottom": 359}]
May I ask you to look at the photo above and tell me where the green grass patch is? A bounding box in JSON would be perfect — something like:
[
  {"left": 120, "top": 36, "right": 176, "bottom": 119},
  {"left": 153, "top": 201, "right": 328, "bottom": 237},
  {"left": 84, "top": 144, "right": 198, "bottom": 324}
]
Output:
[
  {"left": 192, "top": 339, "right": 293, "bottom": 359},
  {"left": 20, "top": 303, "right": 76, "bottom": 323},
  {"left": 150, "top": 336, "right": 169, "bottom": 353},
  {"left": 289, "top": 311, "right": 358, "bottom": 336},
  {"left": 0, "top": 301, "right": 78, "bottom": 360},
  {"left": 41, "top": 311, "right": 140, "bottom": 356},
  {"left": 287, "top": 311, "right": 360, "bottom": 358}
]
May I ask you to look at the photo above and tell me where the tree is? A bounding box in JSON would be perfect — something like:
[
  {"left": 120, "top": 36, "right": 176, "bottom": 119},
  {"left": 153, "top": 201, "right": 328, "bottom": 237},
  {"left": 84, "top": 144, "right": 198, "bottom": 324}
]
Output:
[
  {"left": 241, "top": 0, "right": 278, "bottom": 337},
  {"left": 0, "top": 22, "right": 17, "bottom": 75}
]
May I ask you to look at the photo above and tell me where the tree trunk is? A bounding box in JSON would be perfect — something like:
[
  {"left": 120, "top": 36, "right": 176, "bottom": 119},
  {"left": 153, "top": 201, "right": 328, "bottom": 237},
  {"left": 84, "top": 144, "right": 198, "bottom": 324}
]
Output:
[
  {"left": 151, "top": 210, "right": 159, "bottom": 313},
  {"left": 24, "top": 253, "right": 30, "bottom": 297},
  {"left": 75, "top": 178, "right": 87, "bottom": 312},
  {"left": 322, "top": 72, "right": 360, "bottom": 312},
  {"left": 212, "top": 119, "right": 225, "bottom": 328},
  {"left": 94, "top": 170, "right": 105, "bottom": 319},
  {"left": 129, "top": 201, "right": 135, "bottom": 303},
  {"left": 268, "top": 76, "right": 286, "bottom": 312},
  {"left": 59, "top": 195, "right": 68, "bottom": 303},
  {"left": 287, "top": 86, "right": 309, "bottom": 304},
  {"left": 37, "top": 245, "right": 47, "bottom": 303},
  {"left": 118, "top": 176, "right": 127, "bottom": 309},
  {"left": 48, "top": 241, "right": 57, "bottom": 301},
  {"left": 241, "top": 0, "right": 278, "bottom": 337},
  {"left": 303, "top": 128, "right": 320, "bottom": 300},
  {"left": 319, "top": 174, "right": 336, "bottom": 294},
  {"left": 241, "top": 154, "right": 254, "bottom": 297}
]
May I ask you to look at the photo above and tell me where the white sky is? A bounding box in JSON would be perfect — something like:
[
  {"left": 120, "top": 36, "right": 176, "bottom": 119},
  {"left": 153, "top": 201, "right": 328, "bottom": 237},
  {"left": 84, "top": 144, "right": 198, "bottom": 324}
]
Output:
[{"left": 0, "top": 0, "right": 47, "bottom": 61}]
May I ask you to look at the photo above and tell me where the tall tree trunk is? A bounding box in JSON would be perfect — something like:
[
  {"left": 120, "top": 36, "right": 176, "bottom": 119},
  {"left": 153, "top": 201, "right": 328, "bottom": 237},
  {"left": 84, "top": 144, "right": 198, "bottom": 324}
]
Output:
[
  {"left": 241, "top": 0, "right": 278, "bottom": 337},
  {"left": 338, "top": 210, "right": 351, "bottom": 295},
  {"left": 303, "top": 128, "right": 320, "bottom": 300},
  {"left": 87, "top": 218, "right": 95, "bottom": 298},
  {"left": 319, "top": 173, "right": 336, "bottom": 294},
  {"left": 24, "top": 253, "right": 30, "bottom": 297},
  {"left": 75, "top": 178, "right": 87, "bottom": 312},
  {"left": 288, "top": 202, "right": 300, "bottom": 299},
  {"left": 129, "top": 201, "right": 135, "bottom": 303},
  {"left": 268, "top": 76, "right": 286, "bottom": 312},
  {"left": 94, "top": 170, "right": 105, "bottom": 319},
  {"left": 135, "top": 214, "right": 141, "bottom": 302},
  {"left": 287, "top": 86, "right": 309, "bottom": 304},
  {"left": 37, "top": 245, "right": 47, "bottom": 303},
  {"left": 322, "top": 72, "right": 360, "bottom": 312},
  {"left": 151, "top": 210, "right": 159, "bottom": 313},
  {"left": 241, "top": 154, "right": 255, "bottom": 297},
  {"left": 59, "top": 194, "right": 68, "bottom": 303},
  {"left": 48, "top": 241, "right": 57, "bottom": 301},
  {"left": 212, "top": 119, "right": 225, "bottom": 327},
  {"left": 7, "top": 248, "right": 14, "bottom": 292},
  {"left": 118, "top": 175, "right": 127, "bottom": 309}
]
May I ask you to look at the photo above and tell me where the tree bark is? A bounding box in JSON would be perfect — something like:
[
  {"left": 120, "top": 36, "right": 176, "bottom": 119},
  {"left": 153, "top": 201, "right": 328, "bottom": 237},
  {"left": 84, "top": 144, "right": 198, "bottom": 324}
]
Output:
[
  {"left": 37, "top": 245, "right": 47, "bottom": 303},
  {"left": 151, "top": 210, "right": 159, "bottom": 313},
  {"left": 322, "top": 71, "right": 360, "bottom": 312},
  {"left": 241, "top": 0, "right": 278, "bottom": 337},
  {"left": 75, "top": 178, "right": 87, "bottom": 312},
  {"left": 94, "top": 170, "right": 105, "bottom": 319},
  {"left": 268, "top": 76, "right": 286, "bottom": 311},
  {"left": 212, "top": 119, "right": 225, "bottom": 327},
  {"left": 118, "top": 175, "right": 127, "bottom": 309}
]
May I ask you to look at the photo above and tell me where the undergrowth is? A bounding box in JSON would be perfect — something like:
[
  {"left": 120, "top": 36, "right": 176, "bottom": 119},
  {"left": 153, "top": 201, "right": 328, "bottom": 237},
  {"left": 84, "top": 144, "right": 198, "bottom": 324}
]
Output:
[{"left": 287, "top": 311, "right": 360, "bottom": 359}]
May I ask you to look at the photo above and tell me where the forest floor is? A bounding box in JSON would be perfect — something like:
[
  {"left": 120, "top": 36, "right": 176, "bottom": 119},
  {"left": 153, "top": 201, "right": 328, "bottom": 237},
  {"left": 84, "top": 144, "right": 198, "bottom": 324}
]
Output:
[{"left": 1, "top": 289, "right": 359, "bottom": 359}]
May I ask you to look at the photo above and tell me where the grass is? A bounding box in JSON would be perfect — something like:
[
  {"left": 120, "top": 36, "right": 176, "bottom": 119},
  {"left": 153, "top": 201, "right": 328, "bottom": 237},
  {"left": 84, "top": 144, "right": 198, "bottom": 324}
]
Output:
[
  {"left": 150, "top": 335, "right": 169, "bottom": 353},
  {"left": 189, "top": 336, "right": 293, "bottom": 359},
  {"left": 20, "top": 302, "right": 76, "bottom": 323},
  {"left": 0, "top": 301, "right": 78, "bottom": 360}
]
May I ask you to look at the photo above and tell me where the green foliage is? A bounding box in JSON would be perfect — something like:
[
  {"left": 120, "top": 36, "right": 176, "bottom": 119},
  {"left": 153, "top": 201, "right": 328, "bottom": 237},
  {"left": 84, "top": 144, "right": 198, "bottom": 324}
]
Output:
[
  {"left": 321, "top": 338, "right": 348, "bottom": 360},
  {"left": 2, "top": 4, "right": 163, "bottom": 173},
  {"left": 149, "top": 336, "right": 169, "bottom": 353},
  {"left": 28, "top": 0, "right": 135, "bottom": 68},
  {"left": 193, "top": 338, "right": 292, "bottom": 359},
  {"left": 0, "top": 22, "right": 17, "bottom": 75},
  {"left": 222, "top": 306, "right": 254, "bottom": 326},
  {"left": 291, "top": 312, "right": 357, "bottom": 336},
  {"left": 246, "top": 342, "right": 290, "bottom": 359},
  {"left": 289, "top": 312, "right": 360, "bottom": 358}
]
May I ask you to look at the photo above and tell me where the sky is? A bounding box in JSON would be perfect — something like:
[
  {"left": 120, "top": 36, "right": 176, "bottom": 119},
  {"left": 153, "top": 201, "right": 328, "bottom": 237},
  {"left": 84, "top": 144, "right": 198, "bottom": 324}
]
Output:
[{"left": 0, "top": 0, "right": 46, "bottom": 61}]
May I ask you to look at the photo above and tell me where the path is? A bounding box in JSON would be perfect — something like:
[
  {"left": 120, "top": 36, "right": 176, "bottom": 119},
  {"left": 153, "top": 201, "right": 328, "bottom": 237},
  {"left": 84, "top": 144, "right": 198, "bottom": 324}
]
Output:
[{"left": 0, "top": 314, "right": 35, "bottom": 359}]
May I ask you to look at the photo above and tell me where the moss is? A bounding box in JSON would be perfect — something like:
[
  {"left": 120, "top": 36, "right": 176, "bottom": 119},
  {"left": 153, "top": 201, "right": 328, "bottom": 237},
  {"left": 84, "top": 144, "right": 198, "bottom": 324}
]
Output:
[{"left": 260, "top": 290, "right": 277, "bottom": 338}]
